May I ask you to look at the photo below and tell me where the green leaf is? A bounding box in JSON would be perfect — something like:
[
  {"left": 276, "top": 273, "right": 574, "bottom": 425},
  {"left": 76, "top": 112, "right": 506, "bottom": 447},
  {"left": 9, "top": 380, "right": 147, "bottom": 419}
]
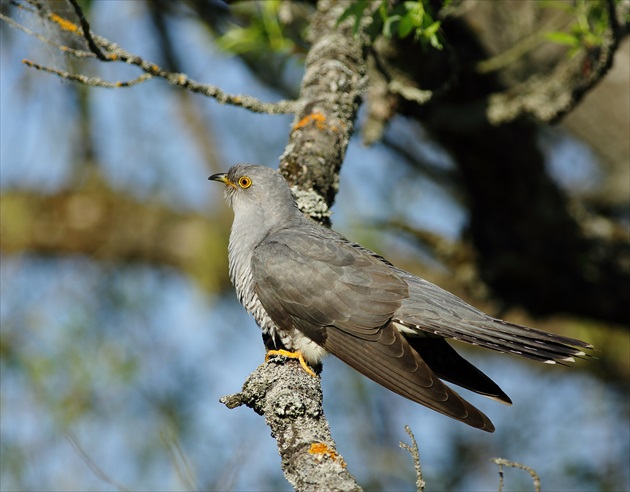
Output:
[
  {"left": 337, "top": 0, "right": 445, "bottom": 50},
  {"left": 545, "top": 31, "right": 580, "bottom": 46},
  {"left": 398, "top": 14, "right": 415, "bottom": 38},
  {"left": 424, "top": 20, "right": 441, "bottom": 38}
]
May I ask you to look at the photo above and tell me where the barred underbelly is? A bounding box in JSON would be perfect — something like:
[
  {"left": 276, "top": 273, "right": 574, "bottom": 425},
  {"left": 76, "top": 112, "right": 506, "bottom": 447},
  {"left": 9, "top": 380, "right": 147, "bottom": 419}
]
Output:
[{"left": 231, "top": 253, "right": 328, "bottom": 364}]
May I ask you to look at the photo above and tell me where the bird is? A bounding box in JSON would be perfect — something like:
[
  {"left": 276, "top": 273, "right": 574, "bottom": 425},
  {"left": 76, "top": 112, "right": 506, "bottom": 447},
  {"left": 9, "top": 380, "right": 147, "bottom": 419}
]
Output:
[{"left": 209, "top": 164, "right": 592, "bottom": 432}]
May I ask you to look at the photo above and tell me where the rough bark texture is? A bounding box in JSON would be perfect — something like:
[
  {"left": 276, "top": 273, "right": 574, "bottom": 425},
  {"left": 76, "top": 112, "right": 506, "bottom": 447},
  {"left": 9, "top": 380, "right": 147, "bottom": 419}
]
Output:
[
  {"left": 279, "top": 0, "right": 366, "bottom": 225},
  {"left": 220, "top": 359, "right": 361, "bottom": 492}
]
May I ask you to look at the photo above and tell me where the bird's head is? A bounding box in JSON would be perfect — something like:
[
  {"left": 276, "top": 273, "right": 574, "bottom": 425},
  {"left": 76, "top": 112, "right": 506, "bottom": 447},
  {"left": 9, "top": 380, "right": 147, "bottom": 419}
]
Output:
[{"left": 209, "top": 164, "right": 300, "bottom": 225}]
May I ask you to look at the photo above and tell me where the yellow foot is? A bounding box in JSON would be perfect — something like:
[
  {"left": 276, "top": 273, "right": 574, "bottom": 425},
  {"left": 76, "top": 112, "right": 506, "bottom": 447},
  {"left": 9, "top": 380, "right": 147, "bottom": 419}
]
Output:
[{"left": 265, "top": 349, "right": 317, "bottom": 377}]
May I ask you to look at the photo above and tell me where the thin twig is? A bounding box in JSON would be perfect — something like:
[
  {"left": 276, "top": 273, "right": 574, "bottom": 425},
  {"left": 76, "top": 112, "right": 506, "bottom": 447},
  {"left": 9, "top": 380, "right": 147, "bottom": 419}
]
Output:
[
  {"left": 2, "top": 3, "right": 299, "bottom": 115},
  {"left": 66, "top": 0, "right": 108, "bottom": 60},
  {"left": 9, "top": 0, "right": 32, "bottom": 10},
  {"left": 95, "top": 36, "right": 298, "bottom": 113},
  {"left": 491, "top": 458, "right": 541, "bottom": 492},
  {"left": 65, "top": 430, "right": 131, "bottom": 492},
  {"left": 476, "top": 13, "right": 574, "bottom": 74},
  {"left": 388, "top": 80, "right": 433, "bottom": 104},
  {"left": 0, "top": 13, "right": 96, "bottom": 58},
  {"left": 160, "top": 428, "right": 199, "bottom": 491},
  {"left": 399, "top": 425, "right": 425, "bottom": 492},
  {"left": 23, "top": 59, "right": 153, "bottom": 88}
]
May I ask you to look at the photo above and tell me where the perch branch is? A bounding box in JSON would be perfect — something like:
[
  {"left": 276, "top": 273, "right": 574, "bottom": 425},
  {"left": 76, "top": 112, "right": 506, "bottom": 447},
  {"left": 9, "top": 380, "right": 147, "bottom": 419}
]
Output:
[{"left": 220, "top": 358, "right": 361, "bottom": 492}]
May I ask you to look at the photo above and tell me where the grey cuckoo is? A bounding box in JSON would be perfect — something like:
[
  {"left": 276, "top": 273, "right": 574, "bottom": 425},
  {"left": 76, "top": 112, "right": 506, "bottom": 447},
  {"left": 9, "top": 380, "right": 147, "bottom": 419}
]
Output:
[{"left": 209, "top": 164, "right": 592, "bottom": 432}]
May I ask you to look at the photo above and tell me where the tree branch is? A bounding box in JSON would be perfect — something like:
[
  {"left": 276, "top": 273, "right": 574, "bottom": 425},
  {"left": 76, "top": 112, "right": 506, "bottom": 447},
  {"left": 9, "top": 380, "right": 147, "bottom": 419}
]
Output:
[
  {"left": 279, "top": 0, "right": 367, "bottom": 221},
  {"left": 220, "top": 358, "right": 361, "bottom": 492},
  {"left": 22, "top": 59, "right": 153, "bottom": 88},
  {"left": 399, "top": 425, "right": 425, "bottom": 492},
  {"left": 481, "top": 0, "right": 628, "bottom": 125},
  {"left": 0, "top": 11, "right": 95, "bottom": 58},
  {"left": 3, "top": 0, "right": 626, "bottom": 488},
  {"left": 65, "top": 0, "right": 107, "bottom": 60},
  {"left": 491, "top": 458, "right": 541, "bottom": 492},
  {"left": 2, "top": 1, "right": 298, "bottom": 114}
]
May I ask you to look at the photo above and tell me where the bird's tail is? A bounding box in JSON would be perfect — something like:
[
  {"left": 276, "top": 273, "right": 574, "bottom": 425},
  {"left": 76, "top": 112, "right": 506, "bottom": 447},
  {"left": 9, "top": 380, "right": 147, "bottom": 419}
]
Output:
[{"left": 395, "top": 272, "right": 593, "bottom": 364}]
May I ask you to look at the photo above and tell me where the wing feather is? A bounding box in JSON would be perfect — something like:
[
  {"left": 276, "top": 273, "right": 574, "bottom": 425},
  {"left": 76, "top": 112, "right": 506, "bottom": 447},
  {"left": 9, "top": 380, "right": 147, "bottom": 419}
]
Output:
[
  {"left": 252, "top": 229, "right": 408, "bottom": 335},
  {"left": 323, "top": 324, "right": 495, "bottom": 431}
]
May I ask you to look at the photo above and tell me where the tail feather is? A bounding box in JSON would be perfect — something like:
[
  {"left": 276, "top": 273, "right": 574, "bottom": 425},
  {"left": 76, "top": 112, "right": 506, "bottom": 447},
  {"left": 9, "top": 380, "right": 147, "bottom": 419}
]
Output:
[
  {"left": 395, "top": 272, "right": 593, "bottom": 364},
  {"left": 405, "top": 335, "right": 512, "bottom": 404},
  {"left": 397, "top": 316, "right": 591, "bottom": 363}
]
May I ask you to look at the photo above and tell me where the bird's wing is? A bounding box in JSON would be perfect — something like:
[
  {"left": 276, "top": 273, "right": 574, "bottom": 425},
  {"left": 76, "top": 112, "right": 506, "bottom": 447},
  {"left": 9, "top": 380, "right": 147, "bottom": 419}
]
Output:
[
  {"left": 251, "top": 229, "right": 495, "bottom": 432},
  {"left": 405, "top": 336, "right": 512, "bottom": 404},
  {"left": 252, "top": 228, "right": 407, "bottom": 337},
  {"left": 395, "top": 271, "right": 592, "bottom": 363}
]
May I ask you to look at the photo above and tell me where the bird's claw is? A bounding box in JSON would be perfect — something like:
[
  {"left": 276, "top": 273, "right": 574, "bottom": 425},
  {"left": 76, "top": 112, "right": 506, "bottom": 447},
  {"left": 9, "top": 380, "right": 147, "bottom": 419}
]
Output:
[{"left": 265, "top": 349, "right": 317, "bottom": 377}]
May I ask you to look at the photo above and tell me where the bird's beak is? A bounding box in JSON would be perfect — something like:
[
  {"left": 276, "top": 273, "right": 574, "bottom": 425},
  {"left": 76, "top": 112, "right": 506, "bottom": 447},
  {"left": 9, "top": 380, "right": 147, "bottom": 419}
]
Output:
[{"left": 208, "top": 173, "right": 236, "bottom": 188}]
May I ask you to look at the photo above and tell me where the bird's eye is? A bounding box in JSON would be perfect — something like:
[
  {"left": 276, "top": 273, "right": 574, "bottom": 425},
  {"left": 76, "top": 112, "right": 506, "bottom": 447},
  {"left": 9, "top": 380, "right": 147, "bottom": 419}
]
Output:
[{"left": 238, "top": 176, "right": 252, "bottom": 189}]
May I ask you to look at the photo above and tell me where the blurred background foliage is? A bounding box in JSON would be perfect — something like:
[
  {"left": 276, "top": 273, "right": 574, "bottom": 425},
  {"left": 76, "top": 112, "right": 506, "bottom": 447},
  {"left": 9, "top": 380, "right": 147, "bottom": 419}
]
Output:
[{"left": 1, "top": 1, "right": 629, "bottom": 491}]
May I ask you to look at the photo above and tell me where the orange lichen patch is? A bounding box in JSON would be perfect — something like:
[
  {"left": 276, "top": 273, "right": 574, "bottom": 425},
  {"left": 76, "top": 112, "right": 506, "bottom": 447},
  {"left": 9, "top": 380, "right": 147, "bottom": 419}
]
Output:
[
  {"left": 293, "top": 112, "right": 327, "bottom": 131},
  {"left": 108, "top": 53, "right": 119, "bottom": 61},
  {"left": 308, "top": 442, "right": 346, "bottom": 468},
  {"left": 50, "top": 13, "right": 79, "bottom": 33}
]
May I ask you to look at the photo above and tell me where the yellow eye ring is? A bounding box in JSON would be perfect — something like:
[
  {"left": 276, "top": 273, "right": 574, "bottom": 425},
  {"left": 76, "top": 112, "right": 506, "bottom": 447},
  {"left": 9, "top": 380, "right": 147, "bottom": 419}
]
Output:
[{"left": 238, "top": 176, "right": 252, "bottom": 189}]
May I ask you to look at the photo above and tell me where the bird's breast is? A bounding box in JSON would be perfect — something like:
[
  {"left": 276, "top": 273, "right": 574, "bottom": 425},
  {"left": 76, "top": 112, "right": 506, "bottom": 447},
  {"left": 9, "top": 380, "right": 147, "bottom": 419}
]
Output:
[{"left": 227, "top": 240, "right": 328, "bottom": 363}]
